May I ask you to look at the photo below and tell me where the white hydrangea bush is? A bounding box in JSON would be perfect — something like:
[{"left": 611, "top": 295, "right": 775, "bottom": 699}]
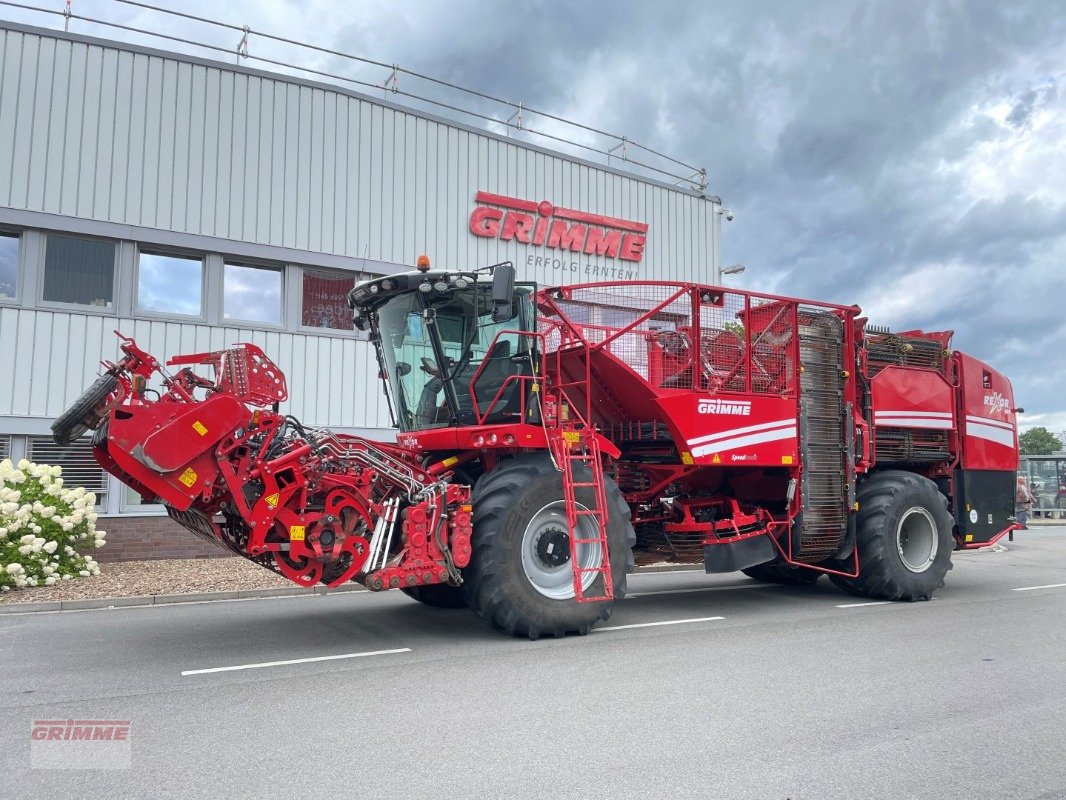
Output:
[{"left": 0, "top": 459, "right": 106, "bottom": 591}]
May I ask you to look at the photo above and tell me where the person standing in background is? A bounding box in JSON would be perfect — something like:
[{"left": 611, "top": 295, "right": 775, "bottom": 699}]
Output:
[{"left": 1013, "top": 475, "right": 1034, "bottom": 540}]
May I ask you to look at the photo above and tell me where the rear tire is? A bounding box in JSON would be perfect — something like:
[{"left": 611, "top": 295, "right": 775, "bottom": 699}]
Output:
[
  {"left": 829, "top": 470, "right": 953, "bottom": 601},
  {"left": 741, "top": 563, "right": 820, "bottom": 585},
  {"left": 401, "top": 584, "right": 468, "bottom": 609},
  {"left": 461, "top": 453, "right": 635, "bottom": 639}
]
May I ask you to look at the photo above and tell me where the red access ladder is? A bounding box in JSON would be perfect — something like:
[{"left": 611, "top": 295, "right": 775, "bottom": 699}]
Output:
[{"left": 552, "top": 428, "right": 614, "bottom": 602}]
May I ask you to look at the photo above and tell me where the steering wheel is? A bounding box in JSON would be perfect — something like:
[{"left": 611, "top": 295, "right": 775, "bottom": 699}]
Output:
[{"left": 420, "top": 355, "right": 457, "bottom": 378}]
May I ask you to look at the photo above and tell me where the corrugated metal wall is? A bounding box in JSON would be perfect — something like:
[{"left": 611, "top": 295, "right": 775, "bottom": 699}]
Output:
[
  {"left": 0, "top": 26, "right": 716, "bottom": 282},
  {"left": 0, "top": 306, "right": 391, "bottom": 428},
  {"left": 0, "top": 23, "right": 717, "bottom": 435}
]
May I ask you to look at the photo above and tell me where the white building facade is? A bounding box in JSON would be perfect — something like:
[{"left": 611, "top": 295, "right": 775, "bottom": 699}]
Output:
[{"left": 0, "top": 20, "right": 721, "bottom": 545}]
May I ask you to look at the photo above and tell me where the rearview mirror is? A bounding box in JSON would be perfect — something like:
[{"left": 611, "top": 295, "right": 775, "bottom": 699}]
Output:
[{"left": 491, "top": 262, "right": 516, "bottom": 322}]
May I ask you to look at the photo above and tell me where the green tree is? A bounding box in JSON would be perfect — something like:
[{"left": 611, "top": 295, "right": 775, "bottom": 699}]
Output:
[{"left": 1019, "top": 427, "right": 1062, "bottom": 456}]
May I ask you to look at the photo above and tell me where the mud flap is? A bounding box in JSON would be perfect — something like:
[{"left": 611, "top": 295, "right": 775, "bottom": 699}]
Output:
[{"left": 703, "top": 533, "right": 776, "bottom": 573}]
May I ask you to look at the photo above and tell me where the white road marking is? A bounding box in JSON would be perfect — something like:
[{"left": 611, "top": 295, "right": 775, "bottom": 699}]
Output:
[
  {"left": 1011, "top": 582, "right": 1066, "bottom": 592},
  {"left": 835, "top": 601, "right": 891, "bottom": 608},
  {"left": 626, "top": 583, "right": 774, "bottom": 598},
  {"left": 181, "top": 647, "right": 411, "bottom": 676},
  {"left": 596, "top": 616, "right": 725, "bottom": 632}
]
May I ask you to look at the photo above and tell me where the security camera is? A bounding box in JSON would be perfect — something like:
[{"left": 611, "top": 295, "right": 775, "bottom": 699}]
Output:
[{"left": 722, "top": 208, "right": 734, "bottom": 222}]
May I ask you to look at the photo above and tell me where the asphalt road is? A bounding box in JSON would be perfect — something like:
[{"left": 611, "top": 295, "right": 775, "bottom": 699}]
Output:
[{"left": 2, "top": 529, "right": 1064, "bottom": 800}]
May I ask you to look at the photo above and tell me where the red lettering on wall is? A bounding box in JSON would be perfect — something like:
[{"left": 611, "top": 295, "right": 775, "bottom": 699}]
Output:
[
  {"left": 619, "top": 233, "right": 646, "bottom": 262},
  {"left": 469, "top": 207, "right": 503, "bottom": 237},
  {"left": 584, "top": 228, "right": 621, "bottom": 258},
  {"left": 547, "top": 220, "right": 587, "bottom": 251},
  {"left": 469, "top": 192, "right": 649, "bottom": 262},
  {"left": 500, "top": 211, "right": 534, "bottom": 243}
]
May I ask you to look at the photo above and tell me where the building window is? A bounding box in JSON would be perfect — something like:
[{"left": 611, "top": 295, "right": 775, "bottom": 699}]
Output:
[
  {"left": 0, "top": 434, "right": 10, "bottom": 461},
  {"left": 123, "top": 483, "right": 161, "bottom": 511},
  {"left": 0, "top": 232, "right": 18, "bottom": 299},
  {"left": 301, "top": 269, "right": 364, "bottom": 330},
  {"left": 27, "top": 437, "right": 108, "bottom": 510},
  {"left": 42, "top": 234, "right": 116, "bottom": 307},
  {"left": 137, "top": 251, "right": 204, "bottom": 316},
  {"left": 223, "top": 262, "right": 282, "bottom": 325}
]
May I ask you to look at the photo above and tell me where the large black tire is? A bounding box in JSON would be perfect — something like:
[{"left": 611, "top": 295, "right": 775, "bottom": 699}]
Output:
[
  {"left": 828, "top": 470, "right": 953, "bottom": 601},
  {"left": 460, "top": 453, "right": 636, "bottom": 639},
  {"left": 51, "top": 373, "right": 118, "bottom": 445},
  {"left": 742, "top": 563, "right": 820, "bottom": 585},
  {"left": 401, "top": 584, "right": 468, "bottom": 609}
]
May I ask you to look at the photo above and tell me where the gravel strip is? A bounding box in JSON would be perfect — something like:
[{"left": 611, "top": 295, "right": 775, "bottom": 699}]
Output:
[{"left": 0, "top": 557, "right": 294, "bottom": 604}]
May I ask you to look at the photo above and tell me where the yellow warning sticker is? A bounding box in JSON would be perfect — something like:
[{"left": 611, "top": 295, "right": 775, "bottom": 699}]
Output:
[
  {"left": 562, "top": 431, "right": 581, "bottom": 443},
  {"left": 289, "top": 525, "right": 305, "bottom": 542},
  {"left": 441, "top": 456, "right": 459, "bottom": 468},
  {"left": 711, "top": 454, "right": 722, "bottom": 464},
  {"left": 178, "top": 467, "right": 197, "bottom": 487},
  {"left": 192, "top": 421, "right": 208, "bottom": 436},
  {"left": 781, "top": 455, "right": 794, "bottom": 465},
  {"left": 264, "top": 492, "right": 280, "bottom": 509},
  {"left": 965, "top": 534, "right": 974, "bottom": 543},
  {"left": 680, "top": 451, "right": 694, "bottom": 465}
]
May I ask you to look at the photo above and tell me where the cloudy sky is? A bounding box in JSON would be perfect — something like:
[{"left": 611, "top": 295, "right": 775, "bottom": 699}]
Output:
[{"left": 4, "top": 0, "right": 1065, "bottom": 433}]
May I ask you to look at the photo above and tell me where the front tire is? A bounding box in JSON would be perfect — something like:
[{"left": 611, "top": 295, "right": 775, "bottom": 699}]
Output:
[
  {"left": 51, "top": 373, "right": 118, "bottom": 445},
  {"left": 829, "top": 470, "right": 953, "bottom": 601},
  {"left": 461, "top": 453, "right": 635, "bottom": 639}
]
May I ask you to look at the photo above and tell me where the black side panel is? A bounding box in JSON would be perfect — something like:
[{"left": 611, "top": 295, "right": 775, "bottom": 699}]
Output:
[
  {"left": 953, "top": 469, "right": 1015, "bottom": 544},
  {"left": 704, "top": 534, "right": 776, "bottom": 573}
]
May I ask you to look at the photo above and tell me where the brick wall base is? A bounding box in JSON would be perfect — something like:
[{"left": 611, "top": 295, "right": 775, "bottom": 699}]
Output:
[{"left": 96, "top": 515, "right": 235, "bottom": 563}]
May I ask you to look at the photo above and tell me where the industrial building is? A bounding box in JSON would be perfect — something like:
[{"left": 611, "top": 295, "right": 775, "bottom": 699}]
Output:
[{"left": 0, "top": 18, "right": 723, "bottom": 558}]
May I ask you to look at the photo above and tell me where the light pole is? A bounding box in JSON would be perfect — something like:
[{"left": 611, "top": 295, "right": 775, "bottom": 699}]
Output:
[{"left": 718, "top": 263, "right": 746, "bottom": 284}]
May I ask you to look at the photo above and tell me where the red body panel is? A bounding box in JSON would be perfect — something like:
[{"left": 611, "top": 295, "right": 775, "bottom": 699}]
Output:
[
  {"left": 955, "top": 353, "right": 1018, "bottom": 470},
  {"left": 871, "top": 366, "right": 955, "bottom": 431},
  {"left": 659, "top": 393, "right": 798, "bottom": 467}
]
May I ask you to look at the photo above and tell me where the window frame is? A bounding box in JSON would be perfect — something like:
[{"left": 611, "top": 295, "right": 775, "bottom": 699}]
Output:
[
  {"left": 222, "top": 259, "right": 286, "bottom": 329},
  {"left": 134, "top": 247, "right": 208, "bottom": 321},
  {"left": 0, "top": 227, "right": 22, "bottom": 307},
  {"left": 295, "top": 265, "right": 373, "bottom": 337},
  {"left": 38, "top": 231, "right": 119, "bottom": 313}
]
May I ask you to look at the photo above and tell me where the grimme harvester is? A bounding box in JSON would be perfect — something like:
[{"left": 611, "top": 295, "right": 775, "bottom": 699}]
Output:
[{"left": 54, "top": 262, "right": 1020, "bottom": 638}]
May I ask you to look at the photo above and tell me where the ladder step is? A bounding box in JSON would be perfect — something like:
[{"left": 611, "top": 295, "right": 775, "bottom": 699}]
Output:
[{"left": 572, "top": 537, "right": 608, "bottom": 545}]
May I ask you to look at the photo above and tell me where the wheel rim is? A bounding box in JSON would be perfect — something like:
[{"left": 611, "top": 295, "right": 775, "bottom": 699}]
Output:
[
  {"left": 896, "top": 506, "right": 938, "bottom": 573},
  {"left": 521, "top": 500, "right": 603, "bottom": 600}
]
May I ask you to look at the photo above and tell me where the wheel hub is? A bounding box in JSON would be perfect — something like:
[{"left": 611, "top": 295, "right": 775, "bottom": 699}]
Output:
[
  {"left": 534, "top": 527, "right": 571, "bottom": 568},
  {"left": 896, "top": 506, "right": 938, "bottom": 573},
  {"left": 520, "top": 500, "right": 604, "bottom": 600}
]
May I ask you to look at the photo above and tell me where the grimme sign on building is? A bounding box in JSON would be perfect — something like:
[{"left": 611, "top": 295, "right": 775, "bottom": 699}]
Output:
[{"left": 469, "top": 191, "right": 650, "bottom": 280}]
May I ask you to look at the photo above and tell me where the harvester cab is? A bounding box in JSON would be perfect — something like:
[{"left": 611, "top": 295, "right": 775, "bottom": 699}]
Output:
[{"left": 348, "top": 261, "right": 537, "bottom": 432}]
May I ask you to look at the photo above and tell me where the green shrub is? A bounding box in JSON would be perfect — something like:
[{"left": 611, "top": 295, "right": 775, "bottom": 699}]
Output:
[{"left": 0, "top": 458, "right": 106, "bottom": 591}]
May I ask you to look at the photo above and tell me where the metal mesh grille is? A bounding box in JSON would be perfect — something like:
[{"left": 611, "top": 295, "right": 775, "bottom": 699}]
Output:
[
  {"left": 27, "top": 438, "right": 108, "bottom": 509},
  {"left": 795, "top": 308, "right": 848, "bottom": 562},
  {"left": 542, "top": 284, "right": 796, "bottom": 397},
  {"left": 865, "top": 333, "right": 945, "bottom": 376}
]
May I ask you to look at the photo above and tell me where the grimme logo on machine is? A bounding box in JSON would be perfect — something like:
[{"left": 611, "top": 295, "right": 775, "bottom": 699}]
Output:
[
  {"left": 698, "top": 399, "right": 752, "bottom": 416},
  {"left": 469, "top": 191, "right": 649, "bottom": 263}
]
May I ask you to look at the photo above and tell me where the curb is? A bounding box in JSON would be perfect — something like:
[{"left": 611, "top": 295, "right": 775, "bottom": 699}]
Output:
[
  {"left": 0, "top": 582, "right": 368, "bottom": 614},
  {"left": 0, "top": 564, "right": 702, "bottom": 614}
]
